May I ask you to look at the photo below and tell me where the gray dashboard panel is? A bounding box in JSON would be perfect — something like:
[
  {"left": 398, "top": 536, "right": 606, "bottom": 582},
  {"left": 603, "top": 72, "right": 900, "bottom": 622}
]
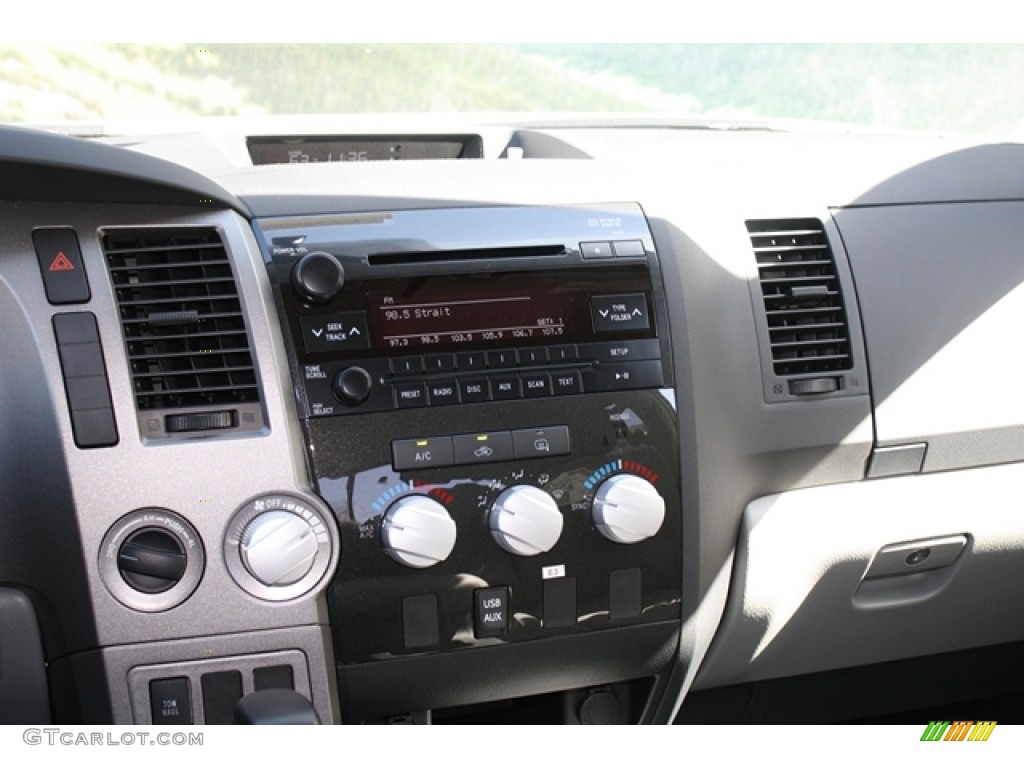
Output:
[
  {"left": 694, "top": 462, "right": 1024, "bottom": 689},
  {"left": 6, "top": 119, "right": 1024, "bottom": 723},
  {"left": 836, "top": 202, "right": 1024, "bottom": 471}
]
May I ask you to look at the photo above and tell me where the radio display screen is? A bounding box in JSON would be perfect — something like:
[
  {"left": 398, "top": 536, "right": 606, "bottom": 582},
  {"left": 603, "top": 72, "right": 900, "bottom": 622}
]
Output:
[
  {"left": 371, "top": 288, "right": 565, "bottom": 349},
  {"left": 363, "top": 267, "right": 651, "bottom": 352}
]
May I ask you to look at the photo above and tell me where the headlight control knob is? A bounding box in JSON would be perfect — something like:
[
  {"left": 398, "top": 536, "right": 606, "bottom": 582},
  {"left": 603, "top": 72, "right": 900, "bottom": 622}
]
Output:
[
  {"left": 592, "top": 474, "right": 665, "bottom": 544},
  {"left": 381, "top": 495, "right": 457, "bottom": 568},
  {"left": 240, "top": 510, "right": 319, "bottom": 587},
  {"left": 489, "top": 485, "right": 563, "bottom": 556}
]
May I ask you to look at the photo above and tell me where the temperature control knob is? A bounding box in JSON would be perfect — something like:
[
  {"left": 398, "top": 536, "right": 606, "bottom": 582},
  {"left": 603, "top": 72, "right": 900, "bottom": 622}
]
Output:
[
  {"left": 489, "top": 485, "right": 563, "bottom": 557},
  {"left": 382, "top": 496, "right": 457, "bottom": 568},
  {"left": 291, "top": 251, "right": 344, "bottom": 304},
  {"left": 592, "top": 474, "right": 665, "bottom": 544},
  {"left": 240, "top": 510, "right": 319, "bottom": 587}
]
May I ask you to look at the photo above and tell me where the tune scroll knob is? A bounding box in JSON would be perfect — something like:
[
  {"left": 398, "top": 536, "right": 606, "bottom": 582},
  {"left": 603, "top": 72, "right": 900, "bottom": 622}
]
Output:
[
  {"left": 489, "top": 485, "right": 563, "bottom": 557},
  {"left": 382, "top": 496, "right": 457, "bottom": 569},
  {"left": 592, "top": 474, "right": 665, "bottom": 544},
  {"left": 240, "top": 510, "right": 319, "bottom": 587},
  {"left": 333, "top": 366, "right": 373, "bottom": 406},
  {"left": 291, "top": 251, "right": 345, "bottom": 304}
]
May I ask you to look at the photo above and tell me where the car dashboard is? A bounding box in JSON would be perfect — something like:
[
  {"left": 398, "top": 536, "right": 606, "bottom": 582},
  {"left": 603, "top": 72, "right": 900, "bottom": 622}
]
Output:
[{"left": 3, "top": 117, "right": 1024, "bottom": 725}]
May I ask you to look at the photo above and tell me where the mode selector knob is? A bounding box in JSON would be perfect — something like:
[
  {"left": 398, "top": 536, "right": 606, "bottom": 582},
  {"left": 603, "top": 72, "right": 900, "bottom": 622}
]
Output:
[
  {"left": 382, "top": 496, "right": 457, "bottom": 569},
  {"left": 592, "top": 474, "right": 665, "bottom": 544},
  {"left": 489, "top": 485, "right": 563, "bottom": 557},
  {"left": 240, "top": 510, "right": 319, "bottom": 587}
]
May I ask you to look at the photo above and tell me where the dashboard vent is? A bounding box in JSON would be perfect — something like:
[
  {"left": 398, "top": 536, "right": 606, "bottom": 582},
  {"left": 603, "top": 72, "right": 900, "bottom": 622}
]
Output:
[
  {"left": 103, "top": 229, "right": 263, "bottom": 436},
  {"left": 748, "top": 219, "right": 853, "bottom": 376}
]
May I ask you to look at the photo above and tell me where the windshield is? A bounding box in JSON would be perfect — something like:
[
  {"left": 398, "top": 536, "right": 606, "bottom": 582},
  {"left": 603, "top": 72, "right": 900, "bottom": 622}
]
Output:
[{"left": 2, "top": 43, "right": 1022, "bottom": 136}]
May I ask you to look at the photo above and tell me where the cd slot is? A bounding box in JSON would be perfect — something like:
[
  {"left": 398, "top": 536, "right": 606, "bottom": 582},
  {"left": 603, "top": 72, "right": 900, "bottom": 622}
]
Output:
[{"left": 367, "top": 244, "right": 566, "bottom": 266}]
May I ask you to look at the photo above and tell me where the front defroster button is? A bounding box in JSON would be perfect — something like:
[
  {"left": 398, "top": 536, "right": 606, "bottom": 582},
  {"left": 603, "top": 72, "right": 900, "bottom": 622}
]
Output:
[{"left": 512, "top": 426, "right": 571, "bottom": 459}]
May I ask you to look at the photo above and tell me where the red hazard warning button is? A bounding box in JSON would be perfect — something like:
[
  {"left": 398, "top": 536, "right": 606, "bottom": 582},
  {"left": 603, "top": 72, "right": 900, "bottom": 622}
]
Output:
[
  {"left": 33, "top": 228, "right": 91, "bottom": 304},
  {"left": 49, "top": 251, "right": 76, "bottom": 272}
]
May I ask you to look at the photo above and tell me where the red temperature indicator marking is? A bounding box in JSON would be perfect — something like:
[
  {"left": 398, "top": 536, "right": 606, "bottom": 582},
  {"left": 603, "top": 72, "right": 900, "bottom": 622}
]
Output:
[
  {"left": 623, "top": 460, "right": 658, "bottom": 484},
  {"left": 427, "top": 488, "right": 455, "bottom": 506}
]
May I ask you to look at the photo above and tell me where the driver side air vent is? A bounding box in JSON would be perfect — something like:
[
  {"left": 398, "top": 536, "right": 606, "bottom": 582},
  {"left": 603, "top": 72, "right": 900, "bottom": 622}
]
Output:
[
  {"left": 103, "top": 228, "right": 265, "bottom": 439},
  {"left": 748, "top": 219, "right": 866, "bottom": 402}
]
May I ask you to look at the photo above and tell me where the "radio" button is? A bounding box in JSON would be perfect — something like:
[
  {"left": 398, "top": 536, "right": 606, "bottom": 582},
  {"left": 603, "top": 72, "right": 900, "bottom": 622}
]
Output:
[{"left": 428, "top": 380, "right": 459, "bottom": 406}]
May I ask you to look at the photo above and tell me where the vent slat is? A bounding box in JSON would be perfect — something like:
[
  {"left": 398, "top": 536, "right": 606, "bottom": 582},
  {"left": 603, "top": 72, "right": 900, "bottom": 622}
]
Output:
[
  {"left": 758, "top": 275, "right": 837, "bottom": 285},
  {"left": 748, "top": 218, "right": 853, "bottom": 378},
  {"left": 753, "top": 245, "right": 830, "bottom": 254},
  {"left": 103, "top": 229, "right": 262, "bottom": 413},
  {"left": 104, "top": 242, "right": 230, "bottom": 256},
  {"left": 133, "top": 365, "right": 256, "bottom": 379},
  {"left": 114, "top": 277, "right": 238, "bottom": 289},
  {"left": 129, "top": 348, "right": 252, "bottom": 361},
  {"left": 116, "top": 294, "right": 241, "bottom": 308},
  {"left": 748, "top": 229, "right": 824, "bottom": 238},
  {"left": 770, "top": 338, "right": 848, "bottom": 349},
  {"left": 121, "top": 311, "right": 245, "bottom": 325},
  {"left": 132, "top": 383, "right": 260, "bottom": 397}
]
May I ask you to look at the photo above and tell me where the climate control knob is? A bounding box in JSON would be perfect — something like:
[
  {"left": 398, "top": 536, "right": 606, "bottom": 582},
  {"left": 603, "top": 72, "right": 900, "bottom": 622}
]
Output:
[
  {"left": 382, "top": 496, "right": 457, "bottom": 568},
  {"left": 240, "top": 510, "right": 319, "bottom": 587},
  {"left": 489, "top": 485, "right": 563, "bottom": 557},
  {"left": 592, "top": 474, "right": 665, "bottom": 544}
]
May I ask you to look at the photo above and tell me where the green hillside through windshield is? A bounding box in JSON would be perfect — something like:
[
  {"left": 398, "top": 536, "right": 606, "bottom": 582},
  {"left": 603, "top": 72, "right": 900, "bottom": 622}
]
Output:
[{"left": 1, "top": 44, "right": 1022, "bottom": 135}]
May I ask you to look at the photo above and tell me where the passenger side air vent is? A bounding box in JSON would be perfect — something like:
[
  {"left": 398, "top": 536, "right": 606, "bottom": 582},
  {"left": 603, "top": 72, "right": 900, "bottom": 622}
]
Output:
[
  {"left": 748, "top": 219, "right": 866, "bottom": 401},
  {"left": 103, "top": 228, "right": 265, "bottom": 439}
]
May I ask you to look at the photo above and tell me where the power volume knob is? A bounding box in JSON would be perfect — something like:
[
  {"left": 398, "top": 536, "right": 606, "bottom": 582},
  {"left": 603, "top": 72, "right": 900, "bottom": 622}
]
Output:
[
  {"left": 291, "top": 251, "right": 344, "bottom": 304},
  {"left": 489, "top": 485, "right": 563, "bottom": 557},
  {"left": 240, "top": 510, "right": 319, "bottom": 587},
  {"left": 592, "top": 474, "right": 665, "bottom": 544},
  {"left": 382, "top": 496, "right": 457, "bottom": 569}
]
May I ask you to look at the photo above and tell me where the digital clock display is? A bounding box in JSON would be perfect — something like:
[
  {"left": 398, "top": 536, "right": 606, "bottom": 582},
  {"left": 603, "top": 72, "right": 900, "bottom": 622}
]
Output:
[{"left": 248, "top": 135, "right": 480, "bottom": 165}]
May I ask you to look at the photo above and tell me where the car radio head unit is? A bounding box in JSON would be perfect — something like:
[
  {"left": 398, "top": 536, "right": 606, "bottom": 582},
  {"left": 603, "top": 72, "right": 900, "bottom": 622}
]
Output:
[
  {"left": 257, "top": 205, "right": 681, "bottom": 715},
  {"left": 257, "top": 204, "right": 671, "bottom": 418}
]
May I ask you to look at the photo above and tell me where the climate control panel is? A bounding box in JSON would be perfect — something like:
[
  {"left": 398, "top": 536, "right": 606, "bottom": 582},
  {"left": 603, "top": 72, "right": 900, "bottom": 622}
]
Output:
[{"left": 307, "top": 389, "right": 680, "bottom": 664}]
